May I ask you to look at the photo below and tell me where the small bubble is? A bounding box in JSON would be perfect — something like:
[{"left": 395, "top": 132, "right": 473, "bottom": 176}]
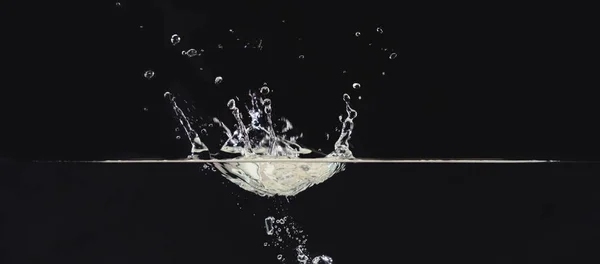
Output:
[
  {"left": 389, "top": 52, "right": 398, "bottom": 60},
  {"left": 143, "top": 70, "right": 155, "bottom": 79},
  {"left": 215, "top": 76, "right": 223, "bottom": 85},
  {"left": 170, "top": 34, "right": 181, "bottom": 45},
  {"left": 352, "top": 83, "right": 361, "bottom": 89},
  {"left": 260, "top": 86, "right": 270, "bottom": 95},
  {"left": 343, "top": 93, "right": 351, "bottom": 102},
  {"left": 377, "top": 27, "right": 384, "bottom": 34},
  {"left": 355, "top": 31, "right": 361, "bottom": 37},
  {"left": 200, "top": 128, "right": 207, "bottom": 135},
  {"left": 185, "top": 49, "right": 198, "bottom": 57},
  {"left": 227, "top": 99, "right": 236, "bottom": 109},
  {"left": 175, "top": 135, "right": 181, "bottom": 140},
  {"left": 298, "top": 55, "right": 305, "bottom": 59}
]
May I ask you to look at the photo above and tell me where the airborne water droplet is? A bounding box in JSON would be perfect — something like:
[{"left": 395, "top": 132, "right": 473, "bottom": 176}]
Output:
[
  {"left": 277, "top": 254, "right": 282, "bottom": 260},
  {"left": 355, "top": 31, "right": 361, "bottom": 37},
  {"left": 389, "top": 52, "right": 397, "bottom": 60},
  {"left": 377, "top": 27, "right": 384, "bottom": 34},
  {"left": 144, "top": 70, "right": 154, "bottom": 79},
  {"left": 115, "top": 2, "right": 121, "bottom": 7},
  {"left": 299, "top": 55, "right": 305, "bottom": 59},
  {"left": 170, "top": 34, "right": 181, "bottom": 45},
  {"left": 215, "top": 76, "right": 223, "bottom": 85},
  {"left": 352, "top": 83, "right": 361, "bottom": 89},
  {"left": 175, "top": 135, "right": 181, "bottom": 140}
]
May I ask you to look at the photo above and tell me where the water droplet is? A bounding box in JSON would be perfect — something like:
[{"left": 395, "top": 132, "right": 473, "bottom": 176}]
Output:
[
  {"left": 115, "top": 2, "right": 121, "bottom": 6},
  {"left": 229, "top": 29, "right": 234, "bottom": 33},
  {"left": 185, "top": 49, "right": 198, "bottom": 57},
  {"left": 277, "top": 254, "right": 283, "bottom": 260},
  {"left": 343, "top": 93, "right": 351, "bottom": 102},
  {"left": 199, "top": 68, "right": 203, "bottom": 71},
  {"left": 175, "top": 127, "right": 179, "bottom": 132},
  {"left": 175, "top": 135, "right": 181, "bottom": 140},
  {"left": 325, "top": 133, "right": 329, "bottom": 140},
  {"left": 389, "top": 52, "right": 397, "bottom": 59},
  {"left": 358, "top": 96, "right": 362, "bottom": 100},
  {"left": 217, "top": 44, "right": 223, "bottom": 49},
  {"left": 299, "top": 55, "right": 305, "bottom": 59},
  {"left": 215, "top": 76, "right": 223, "bottom": 85},
  {"left": 382, "top": 71, "right": 386, "bottom": 76},
  {"left": 170, "top": 34, "right": 181, "bottom": 46},
  {"left": 200, "top": 128, "right": 207, "bottom": 135},
  {"left": 377, "top": 27, "right": 384, "bottom": 34},
  {"left": 139, "top": 25, "right": 144, "bottom": 29},
  {"left": 227, "top": 99, "right": 236, "bottom": 110},
  {"left": 143, "top": 107, "right": 148, "bottom": 111},
  {"left": 264, "top": 242, "right": 268, "bottom": 246},
  {"left": 143, "top": 70, "right": 154, "bottom": 79},
  {"left": 312, "top": 255, "right": 333, "bottom": 264},
  {"left": 260, "top": 86, "right": 270, "bottom": 95},
  {"left": 352, "top": 83, "right": 361, "bottom": 89},
  {"left": 282, "top": 20, "right": 286, "bottom": 23},
  {"left": 342, "top": 70, "right": 347, "bottom": 74},
  {"left": 355, "top": 31, "right": 361, "bottom": 37}
]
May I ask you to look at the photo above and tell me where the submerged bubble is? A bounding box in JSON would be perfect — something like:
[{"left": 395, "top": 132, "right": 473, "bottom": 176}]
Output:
[
  {"left": 144, "top": 70, "right": 154, "bottom": 79},
  {"left": 377, "top": 27, "right": 384, "bottom": 34},
  {"left": 185, "top": 49, "right": 198, "bottom": 57},
  {"left": 312, "top": 255, "right": 333, "bottom": 264},
  {"left": 227, "top": 99, "right": 236, "bottom": 110},
  {"left": 355, "top": 31, "right": 361, "bottom": 37},
  {"left": 352, "top": 83, "right": 361, "bottom": 89},
  {"left": 389, "top": 52, "right": 398, "bottom": 60},
  {"left": 215, "top": 76, "right": 223, "bottom": 85},
  {"left": 170, "top": 34, "right": 181, "bottom": 45}
]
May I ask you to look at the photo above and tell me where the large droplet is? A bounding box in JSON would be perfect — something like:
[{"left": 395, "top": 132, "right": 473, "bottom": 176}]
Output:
[
  {"left": 144, "top": 70, "right": 154, "bottom": 79},
  {"left": 170, "top": 34, "right": 181, "bottom": 45},
  {"left": 215, "top": 76, "right": 223, "bottom": 85},
  {"left": 312, "top": 255, "right": 333, "bottom": 264},
  {"left": 227, "top": 99, "right": 236, "bottom": 110},
  {"left": 343, "top": 93, "right": 351, "bottom": 102}
]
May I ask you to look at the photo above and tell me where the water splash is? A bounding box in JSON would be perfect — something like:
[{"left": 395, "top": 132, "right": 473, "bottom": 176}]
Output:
[{"left": 164, "top": 92, "right": 209, "bottom": 159}]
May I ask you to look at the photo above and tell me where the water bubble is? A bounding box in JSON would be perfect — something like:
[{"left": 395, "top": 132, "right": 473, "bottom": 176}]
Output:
[
  {"left": 377, "top": 27, "right": 384, "bottom": 34},
  {"left": 185, "top": 49, "right": 198, "bottom": 57},
  {"left": 389, "top": 52, "right": 397, "bottom": 60},
  {"left": 355, "top": 31, "right": 361, "bottom": 37},
  {"left": 175, "top": 135, "right": 181, "bottom": 140},
  {"left": 352, "top": 83, "right": 361, "bottom": 89},
  {"left": 277, "top": 254, "right": 283, "bottom": 260},
  {"left": 200, "top": 128, "right": 207, "bottom": 135},
  {"left": 343, "top": 93, "right": 351, "bottom": 102},
  {"left": 260, "top": 86, "right": 270, "bottom": 95},
  {"left": 312, "top": 255, "right": 333, "bottom": 264},
  {"left": 215, "top": 76, "right": 223, "bottom": 85},
  {"left": 143, "top": 70, "right": 155, "bottom": 79},
  {"left": 227, "top": 99, "right": 236, "bottom": 110},
  {"left": 170, "top": 34, "right": 181, "bottom": 46},
  {"left": 299, "top": 55, "right": 305, "bottom": 59}
]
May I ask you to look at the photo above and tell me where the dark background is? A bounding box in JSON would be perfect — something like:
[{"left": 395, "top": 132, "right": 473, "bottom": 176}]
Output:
[
  {"left": 1, "top": 1, "right": 599, "bottom": 264},
  {"left": 0, "top": 0, "right": 595, "bottom": 161}
]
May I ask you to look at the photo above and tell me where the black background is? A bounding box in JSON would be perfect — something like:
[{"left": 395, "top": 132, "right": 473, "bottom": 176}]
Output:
[{"left": 1, "top": 1, "right": 599, "bottom": 264}]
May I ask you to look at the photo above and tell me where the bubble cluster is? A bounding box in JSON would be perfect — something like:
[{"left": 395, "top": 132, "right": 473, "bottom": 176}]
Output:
[{"left": 143, "top": 70, "right": 155, "bottom": 80}]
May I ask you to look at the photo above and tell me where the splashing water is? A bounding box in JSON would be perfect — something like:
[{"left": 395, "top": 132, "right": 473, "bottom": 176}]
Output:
[{"left": 165, "top": 86, "right": 358, "bottom": 196}]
